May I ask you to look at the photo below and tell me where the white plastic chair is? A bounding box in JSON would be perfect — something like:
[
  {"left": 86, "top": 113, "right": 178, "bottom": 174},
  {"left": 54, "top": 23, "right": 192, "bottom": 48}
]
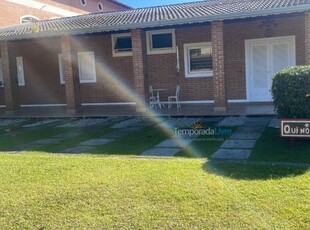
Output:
[
  {"left": 168, "top": 85, "right": 181, "bottom": 108},
  {"left": 149, "top": 86, "right": 157, "bottom": 108}
]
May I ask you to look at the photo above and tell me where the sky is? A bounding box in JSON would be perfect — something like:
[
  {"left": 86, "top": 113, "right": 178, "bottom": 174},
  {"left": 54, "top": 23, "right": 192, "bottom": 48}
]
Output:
[{"left": 121, "top": 0, "right": 203, "bottom": 8}]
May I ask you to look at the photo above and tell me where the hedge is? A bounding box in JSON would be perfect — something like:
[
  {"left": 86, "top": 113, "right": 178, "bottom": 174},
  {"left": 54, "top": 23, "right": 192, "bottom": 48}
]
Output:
[{"left": 271, "top": 65, "right": 310, "bottom": 118}]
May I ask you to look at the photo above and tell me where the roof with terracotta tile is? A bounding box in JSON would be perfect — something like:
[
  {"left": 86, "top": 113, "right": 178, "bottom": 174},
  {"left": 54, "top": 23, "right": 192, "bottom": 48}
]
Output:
[{"left": 0, "top": 0, "right": 310, "bottom": 41}]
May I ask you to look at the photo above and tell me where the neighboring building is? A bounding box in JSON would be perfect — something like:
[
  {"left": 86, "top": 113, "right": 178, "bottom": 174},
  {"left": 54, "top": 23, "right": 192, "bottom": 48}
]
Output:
[
  {"left": 0, "top": 0, "right": 131, "bottom": 27},
  {"left": 0, "top": 0, "right": 310, "bottom": 115}
]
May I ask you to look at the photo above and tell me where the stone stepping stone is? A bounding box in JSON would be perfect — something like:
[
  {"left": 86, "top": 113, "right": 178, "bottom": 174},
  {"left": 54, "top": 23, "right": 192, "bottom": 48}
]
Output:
[
  {"left": 200, "top": 117, "right": 223, "bottom": 123},
  {"left": 133, "top": 121, "right": 156, "bottom": 127},
  {"left": 0, "top": 119, "right": 28, "bottom": 127},
  {"left": 221, "top": 140, "right": 257, "bottom": 149},
  {"left": 155, "top": 139, "right": 192, "bottom": 148},
  {"left": 140, "top": 147, "right": 181, "bottom": 157},
  {"left": 60, "top": 145, "right": 93, "bottom": 154},
  {"left": 269, "top": 117, "right": 280, "bottom": 128},
  {"left": 164, "top": 118, "right": 201, "bottom": 128},
  {"left": 22, "top": 119, "right": 59, "bottom": 128},
  {"left": 103, "top": 127, "right": 142, "bottom": 139},
  {"left": 236, "top": 126, "right": 265, "bottom": 133},
  {"left": 217, "top": 116, "right": 246, "bottom": 127},
  {"left": 80, "top": 139, "right": 113, "bottom": 146},
  {"left": 13, "top": 144, "right": 41, "bottom": 151},
  {"left": 229, "top": 132, "right": 262, "bottom": 140},
  {"left": 31, "top": 137, "right": 64, "bottom": 145},
  {"left": 243, "top": 117, "right": 271, "bottom": 127},
  {"left": 111, "top": 117, "right": 143, "bottom": 129},
  {"left": 54, "top": 132, "right": 83, "bottom": 138},
  {"left": 211, "top": 149, "right": 252, "bottom": 160},
  {"left": 58, "top": 118, "right": 108, "bottom": 128}
]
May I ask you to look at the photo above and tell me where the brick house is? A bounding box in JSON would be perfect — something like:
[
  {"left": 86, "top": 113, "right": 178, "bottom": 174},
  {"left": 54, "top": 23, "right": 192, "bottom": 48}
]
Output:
[
  {"left": 0, "top": 0, "right": 309, "bottom": 115},
  {"left": 0, "top": 0, "right": 131, "bottom": 27}
]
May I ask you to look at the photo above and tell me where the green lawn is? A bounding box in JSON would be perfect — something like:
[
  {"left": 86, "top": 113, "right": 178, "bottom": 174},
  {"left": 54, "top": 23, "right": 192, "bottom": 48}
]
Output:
[
  {"left": 0, "top": 153, "right": 309, "bottom": 229},
  {"left": 250, "top": 128, "right": 310, "bottom": 164}
]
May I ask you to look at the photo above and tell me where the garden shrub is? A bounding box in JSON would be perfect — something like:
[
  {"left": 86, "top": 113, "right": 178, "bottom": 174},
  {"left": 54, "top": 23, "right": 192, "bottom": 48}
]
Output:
[{"left": 271, "top": 65, "right": 310, "bottom": 118}]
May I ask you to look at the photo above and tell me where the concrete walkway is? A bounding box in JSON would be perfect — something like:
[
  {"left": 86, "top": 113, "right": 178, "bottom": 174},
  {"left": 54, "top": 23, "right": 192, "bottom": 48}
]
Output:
[{"left": 211, "top": 117, "right": 271, "bottom": 160}]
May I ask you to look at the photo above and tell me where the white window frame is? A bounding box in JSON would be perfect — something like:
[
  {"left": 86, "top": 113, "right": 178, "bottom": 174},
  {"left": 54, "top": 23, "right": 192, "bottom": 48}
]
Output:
[
  {"left": 20, "top": 15, "right": 40, "bottom": 24},
  {"left": 146, "top": 29, "right": 176, "bottom": 55},
  {"left": 58, "top": 54, "right": 65, "bottom": 84},
  {"left": 0, "top": 57, "right": 25, "bottom": 86},
  {"left": 0, "top": 58, "right": 3, "bottom": 86},
  {"left": 16, "top": 57, "right": 25, "bottom": 86},
  {"left": 78, "top": 51, "right": 97, "bottom": 83},
  {"left": 184, "top": 42, "right": 213, "bottom": 78},
  {"left": 112, "top": 33, "right": 133, "bottom": 57}
]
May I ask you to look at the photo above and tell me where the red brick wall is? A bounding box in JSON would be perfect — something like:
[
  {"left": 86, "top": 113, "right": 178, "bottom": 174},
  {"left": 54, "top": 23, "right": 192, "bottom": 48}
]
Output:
[
  {"left": 71, "top": 35, "right": 134, "bottom": 103},
  {"left": 0, "top": 34, "right": 134, "bottom": 105},
  {"left": 41, "top": 0, "right": 129, "bottom": 14},
  {"left": 148, "top": 14, "right": 305, "bottom": 102},
  {"left": 224, "top": 13, "right": 305, "bottom": 100},
  {"left": 212, "top": 21, "right": 226, "bottom": 107},
  {"left": 0, "top": 2, "right": 56, "bottom": 27},
  {"left": 0, "top": 41, "right": 20, "bottom": 112},
  {"left": 0, "top": 0, "right": 129, "bottom": 28},
  {"left": 148, "top": 25, "right": 214, "bottom": 102},
  {"left": 14, "top": 38, "right": 65, "bottom": 104},
  {"left": 132, "top": 29, "right": 148, "bottom": 104},
  {"left": 0, "top": 13, "right": 306, "bottom": 106}
]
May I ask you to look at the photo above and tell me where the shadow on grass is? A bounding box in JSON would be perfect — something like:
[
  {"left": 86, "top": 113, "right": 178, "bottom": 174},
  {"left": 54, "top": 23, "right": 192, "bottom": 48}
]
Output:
[
  {"left": 203, "top": 161, "right": 309, "bottom": 180},
  {"left": 250, "top": 128, "right": 310, "bottom": 164}
]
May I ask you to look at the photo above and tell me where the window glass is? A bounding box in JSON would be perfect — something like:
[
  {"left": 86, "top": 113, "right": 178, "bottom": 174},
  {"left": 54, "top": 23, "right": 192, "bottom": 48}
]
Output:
[
  {"left": 112, "top": 33, "right": 132, "bottom": 57},
  {"left": 115, "top": 36, "right": 132, "bottom": 52},
  {"left": 151, "top": 33, "right": 173, "bottom": 49},
  {"left": 189, "top": 47, "right": 212, "bottom": 72},
  {"left": 184, "top": 43, "right": 213, "bottom": 78},
  {"left": 146, "top": 29, "right": 176, "bottom": 54}
]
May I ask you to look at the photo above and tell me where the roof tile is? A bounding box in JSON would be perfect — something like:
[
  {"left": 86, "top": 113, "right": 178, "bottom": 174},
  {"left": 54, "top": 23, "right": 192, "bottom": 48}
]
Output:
[{"left": 0, "top": 0, "right": 310, "bottom": 40}]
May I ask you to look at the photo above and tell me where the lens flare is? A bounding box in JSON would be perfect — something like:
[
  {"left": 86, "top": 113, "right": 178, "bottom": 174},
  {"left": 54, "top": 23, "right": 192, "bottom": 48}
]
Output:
[{"left": 67, "top": 35, "right": 203, "bottom": 157}]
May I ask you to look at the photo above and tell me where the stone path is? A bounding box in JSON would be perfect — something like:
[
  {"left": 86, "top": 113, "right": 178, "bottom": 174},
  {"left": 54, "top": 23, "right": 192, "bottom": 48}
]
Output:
[
  {"left": 139, "top": 116, "right": 208, "bottom": 157},
  {"left": 12, "top": 131, "right": 83, "bottom": 151},
  {"left": 140, "top": 138, "right": 192, "bottom": 157},
  {"left": 0, "top": 119, "right": 27, "bottom": 127},
  {"left": 60, "top": 127, "right": 144, "bottom": 154},
  {"left": 60, "top": 138, "right": 114, "bottom": 154},
  {"left": 211, "top": 117, "right": 271, "bottom": 160},
  {"left": 22, "top": 119, "right": 59, "bottom": 128},
  {"left": 140, "top": 117, "right": 224, "bottom": 157},
  {"left": 8, "top": 116, "right": 278, "bottom": 160}
]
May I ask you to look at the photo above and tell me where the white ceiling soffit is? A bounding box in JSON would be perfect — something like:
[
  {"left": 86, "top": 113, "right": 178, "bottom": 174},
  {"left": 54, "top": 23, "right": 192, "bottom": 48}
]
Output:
[{"left": 6, "top": 0, "right": 80, "bottom": 17}]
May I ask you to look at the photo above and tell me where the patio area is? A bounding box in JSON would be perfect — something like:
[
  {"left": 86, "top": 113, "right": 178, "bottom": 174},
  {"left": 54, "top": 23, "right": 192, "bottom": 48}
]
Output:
[{"left": 0, "top": 103, "right": 276, "bottom": 118}]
